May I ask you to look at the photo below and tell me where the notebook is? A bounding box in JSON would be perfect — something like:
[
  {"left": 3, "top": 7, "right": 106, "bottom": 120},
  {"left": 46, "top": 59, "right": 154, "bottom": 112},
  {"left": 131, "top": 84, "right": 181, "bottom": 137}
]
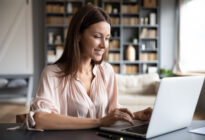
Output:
[{"left": 100, "top": 76, "right": 204, "bottom": 139}]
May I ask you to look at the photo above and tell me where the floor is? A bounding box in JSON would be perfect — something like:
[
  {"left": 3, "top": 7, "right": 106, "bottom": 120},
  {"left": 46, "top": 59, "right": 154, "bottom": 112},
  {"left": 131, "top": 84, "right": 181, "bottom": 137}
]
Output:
[{"left": 0, "top": 103, "right": 205, "bottom": 123}]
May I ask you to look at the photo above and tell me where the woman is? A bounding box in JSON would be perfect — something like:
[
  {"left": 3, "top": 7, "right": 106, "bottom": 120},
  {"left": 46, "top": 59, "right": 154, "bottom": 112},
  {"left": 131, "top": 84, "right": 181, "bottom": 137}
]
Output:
[{"left": 29, "top": 5, "right": 152, "bottom": 130}]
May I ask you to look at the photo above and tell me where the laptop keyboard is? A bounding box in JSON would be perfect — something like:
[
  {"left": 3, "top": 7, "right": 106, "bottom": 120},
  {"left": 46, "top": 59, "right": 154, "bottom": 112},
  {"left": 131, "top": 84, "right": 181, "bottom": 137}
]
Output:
[{"left": 122, "top": 124, "right": 149, "bottom": 135}]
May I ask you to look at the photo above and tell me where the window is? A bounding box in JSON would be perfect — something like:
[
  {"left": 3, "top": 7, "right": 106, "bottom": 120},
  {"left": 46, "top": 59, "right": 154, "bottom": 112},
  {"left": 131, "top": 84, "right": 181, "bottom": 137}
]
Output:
[{"left": 177, "top": 0, "right": 205, "bottom": 73}]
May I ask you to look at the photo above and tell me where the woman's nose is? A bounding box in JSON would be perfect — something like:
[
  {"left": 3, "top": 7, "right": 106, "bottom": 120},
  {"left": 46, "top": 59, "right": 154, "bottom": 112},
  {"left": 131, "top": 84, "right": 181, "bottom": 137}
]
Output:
[{"left": 100, "top": 38, "right": 106, "bottom": 48}]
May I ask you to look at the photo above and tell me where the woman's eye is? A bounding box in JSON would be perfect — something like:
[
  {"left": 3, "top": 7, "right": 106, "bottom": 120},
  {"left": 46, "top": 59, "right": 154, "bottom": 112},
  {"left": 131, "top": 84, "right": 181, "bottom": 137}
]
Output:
[
  {"left": 94, "top": 35, "right": 101, "bottom": 38},
  {"left": 106, "top": 38, "right": 110, "bottom": 41}
]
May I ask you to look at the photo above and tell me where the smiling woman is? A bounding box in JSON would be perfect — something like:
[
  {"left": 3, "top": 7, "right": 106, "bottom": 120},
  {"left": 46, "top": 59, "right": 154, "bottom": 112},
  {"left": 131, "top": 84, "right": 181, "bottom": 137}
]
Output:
[{"left": 25, "top": 5, "right": 152, "bottom": 131}]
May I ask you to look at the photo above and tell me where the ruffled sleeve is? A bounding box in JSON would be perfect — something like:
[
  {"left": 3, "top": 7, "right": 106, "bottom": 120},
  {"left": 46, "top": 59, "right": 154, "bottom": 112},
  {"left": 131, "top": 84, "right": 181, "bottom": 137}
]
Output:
[
  {"left": 28, "top": 66, "right": 60, "bottom": 128},
  {"left": 101, "top": 62, "right": 122, "bottom": 114}
]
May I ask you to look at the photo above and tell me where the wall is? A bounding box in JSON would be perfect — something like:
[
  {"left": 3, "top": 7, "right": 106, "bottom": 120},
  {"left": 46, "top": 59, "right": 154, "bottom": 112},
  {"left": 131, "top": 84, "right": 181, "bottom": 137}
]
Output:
[
  {"left": 32, "top": 0, "right": 44, "bottom": 95},
  {"left": 160, "top": 0, "right": 177, "bottom": 70}
]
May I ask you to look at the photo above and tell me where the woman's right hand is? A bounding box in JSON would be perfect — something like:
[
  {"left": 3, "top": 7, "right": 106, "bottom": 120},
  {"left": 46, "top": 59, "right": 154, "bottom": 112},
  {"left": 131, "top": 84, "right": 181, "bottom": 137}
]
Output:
[{"left": 100, "top": 108, "right": 134, "bottom": 127}]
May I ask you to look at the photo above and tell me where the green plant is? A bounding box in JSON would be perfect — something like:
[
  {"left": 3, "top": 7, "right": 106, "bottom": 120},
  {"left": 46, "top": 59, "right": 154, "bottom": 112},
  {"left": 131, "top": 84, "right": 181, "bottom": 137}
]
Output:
[
  {"left": 159, "top": 68, "right": 173, "bottom": 78},
  {"left": 131, "top": 35, "right": 137, "bottom": 41}
]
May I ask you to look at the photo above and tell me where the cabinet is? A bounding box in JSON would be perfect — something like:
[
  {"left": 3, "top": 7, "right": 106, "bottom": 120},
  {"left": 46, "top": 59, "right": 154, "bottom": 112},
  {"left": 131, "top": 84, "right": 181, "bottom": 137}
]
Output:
[{"left": 44, "top": 0, "right": 160, "bottom": 75}]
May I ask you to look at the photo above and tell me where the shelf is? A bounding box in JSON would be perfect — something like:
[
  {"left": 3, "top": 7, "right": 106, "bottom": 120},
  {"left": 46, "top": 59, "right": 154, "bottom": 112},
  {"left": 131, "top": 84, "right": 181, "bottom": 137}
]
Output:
[
  {"left": 47, "top": 43, "right": 64, "bottom": 47},
  {"left": 46, "top": 1, "right": 64, "bottom": 4},
  {"left": 110, "top": 36, "right": 120, "bottom": 40},
  {"left": 109, "top": 48, "right": 120, "bottom": 52},
  {"left": 122, "top": 25, "right": 140, "bottom": 28},
  {"left": 122, "top": 13, "right": 139, "bottom": 16},
  {"left": 140, "top": 37, "right": 158, "bottom": 40},
  {"left": 109, "top": 13, "right": 120, "bottom": 17},
  {"left": 123, "top": 42, "right": 138, "bottom": 46},
  {"left": 46, "top": 13, "right": 64, "bottom": 16},
  {"left": 140, "top": 49, "right": 158, "bottom": 52},
  {"left": 46, "top": 24, "right": 66, "bottom": 27},
  {"left": 140, "top": 24, "right": 159, "bottom": 28},
  {"left": 122, "top": 60, "right": 141, "bottom": 64},
  {"left": 111, "top": 25, "right": 120, "bottom": 27},
  {"left": 141, "top": 7, "right": 158, "bottom": 10},
  {"left": 65, "top": 13, "right": 75, "bottom": 16},
  {"left": 107, "top": 61, "right": 121, "bottom": 64},
  {"left": 44, "top": 0, "right": 160, "bottom": 75},
  {"left": 140, "top": 60, "right": 159, "bottom": 64}
]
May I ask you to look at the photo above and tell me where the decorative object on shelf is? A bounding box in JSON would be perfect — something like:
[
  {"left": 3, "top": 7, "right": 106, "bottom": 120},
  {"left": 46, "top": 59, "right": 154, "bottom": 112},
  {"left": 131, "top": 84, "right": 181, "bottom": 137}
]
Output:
[
  {"left": 131, "top": 35, "right": 138, "bottom": 44},
  {"left": 0, "top": 78, "right": 8, "bottom": 88},
  {"left": 144, "top": 17, "right": 149, "bottom": 25},
  {"left": 67, "top": 2, "right": 73, "bottom": 13},
  {"left": 7, "top": 79, "right": 27, "bottom": 88},
  {"left": 141, "top": 40, "right": 156, "bottom": 50},
  {"left": 56, "top": 46, "right": 64, "bottom": 60},
  {"left": 48, "top": 32, "right": 54, "bottom": 45},
  {"left": 140, "top": 28, "right": 148, "bottom": 38},
  {"left": 112, "top": 5, "right": 118, "bottom": 14},
  {"left": 141, "top": 43, "right": 146, "bottom": 50},
  {"left": 105, "top": 4, "right": 112, "bottom": 14},
  {"left": 142, "top": 63, "right": 147, "bottom": 73},
  {"left": 47, "top": 50, "right": 56, "bottom": 63},
  {"left": 140, "top": 17, "right": 144, "bottom": 25},
  {"left": 149, "top": 13, "right": 156, "bottom": 25},
  {"left": 54, "top": 35, "right": 62, "bottom": 45},
  {"left": 126, "top": 44, "right": 136, "bottom": 61},
  {"left": 148, "top": 66, "right": 158, "bottom": 73}
]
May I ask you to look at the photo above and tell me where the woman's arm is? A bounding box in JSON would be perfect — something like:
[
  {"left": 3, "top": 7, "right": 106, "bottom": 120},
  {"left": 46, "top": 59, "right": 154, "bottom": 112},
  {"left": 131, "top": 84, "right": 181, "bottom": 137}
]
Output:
[
  {"left": 34, "top": 112, "right": 101, "bottom": 130},
  {"left": 34, "top": 107, "right": 134, "bottom": 130}
]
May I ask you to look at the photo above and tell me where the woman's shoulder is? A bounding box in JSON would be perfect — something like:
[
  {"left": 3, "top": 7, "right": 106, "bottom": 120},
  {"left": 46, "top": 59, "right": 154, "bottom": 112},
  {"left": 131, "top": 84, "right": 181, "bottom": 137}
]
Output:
[
  {"left": 99, "top": 61, "right": 114, "bottom": 73},
  {"left": 42, "top": 64, "right": 62, "bottom": 77}
]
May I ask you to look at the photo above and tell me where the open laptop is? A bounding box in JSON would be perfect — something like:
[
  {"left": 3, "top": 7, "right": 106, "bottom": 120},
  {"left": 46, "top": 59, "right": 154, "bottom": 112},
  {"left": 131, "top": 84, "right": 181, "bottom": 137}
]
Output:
[{"left": 100, "top": 76, "right": 205, "bottom": 139}]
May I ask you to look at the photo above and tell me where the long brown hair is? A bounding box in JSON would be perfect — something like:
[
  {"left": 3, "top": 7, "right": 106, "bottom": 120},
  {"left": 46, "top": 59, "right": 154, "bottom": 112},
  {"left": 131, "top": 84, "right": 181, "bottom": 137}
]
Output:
[{"left": 55, "top": 5, "right": 111, "bottom": 79}]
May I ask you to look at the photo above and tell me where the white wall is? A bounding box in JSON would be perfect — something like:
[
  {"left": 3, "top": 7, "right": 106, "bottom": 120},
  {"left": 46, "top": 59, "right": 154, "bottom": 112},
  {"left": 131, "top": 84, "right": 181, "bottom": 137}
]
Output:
[
  {"left": 160, "top": 0, "right": 177, "bottom": 70},
  {"left": 0, "top": 0, "right": 33, "bottom": 74}
]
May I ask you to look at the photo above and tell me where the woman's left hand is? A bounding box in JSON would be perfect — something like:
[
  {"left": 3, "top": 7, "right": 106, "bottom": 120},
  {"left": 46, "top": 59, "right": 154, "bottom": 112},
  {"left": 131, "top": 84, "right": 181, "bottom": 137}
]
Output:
[{"left": 133, "top": 107, "right": 152, "bottom": 121}]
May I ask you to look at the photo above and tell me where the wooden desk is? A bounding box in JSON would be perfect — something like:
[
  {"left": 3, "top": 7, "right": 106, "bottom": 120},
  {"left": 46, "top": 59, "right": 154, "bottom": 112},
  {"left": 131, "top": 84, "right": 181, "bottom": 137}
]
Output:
[{"left": 1, "top": 121, "right": 205, "bottom": 140}]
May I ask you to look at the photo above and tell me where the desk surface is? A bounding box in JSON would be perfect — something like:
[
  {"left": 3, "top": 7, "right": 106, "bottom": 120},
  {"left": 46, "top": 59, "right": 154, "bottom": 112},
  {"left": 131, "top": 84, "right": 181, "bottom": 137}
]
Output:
[{"left": 1, "top": 121, "right": 205, "bottom": 140}]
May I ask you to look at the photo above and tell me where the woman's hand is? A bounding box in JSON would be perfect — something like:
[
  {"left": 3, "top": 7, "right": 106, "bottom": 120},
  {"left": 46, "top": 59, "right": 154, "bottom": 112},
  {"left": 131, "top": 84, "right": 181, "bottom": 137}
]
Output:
[
  {"left": 100, "top": 108, "right": 134, "bottom": 127},
  {"left": 133, "top": 107, "right": 152, "bottom": 121}
]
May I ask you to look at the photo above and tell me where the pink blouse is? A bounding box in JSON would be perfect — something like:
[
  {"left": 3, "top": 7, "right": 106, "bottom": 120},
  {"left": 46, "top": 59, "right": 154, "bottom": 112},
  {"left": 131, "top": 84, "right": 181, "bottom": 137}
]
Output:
[{"left": 28, "top": 62, "right": 119, "bottom": 129}]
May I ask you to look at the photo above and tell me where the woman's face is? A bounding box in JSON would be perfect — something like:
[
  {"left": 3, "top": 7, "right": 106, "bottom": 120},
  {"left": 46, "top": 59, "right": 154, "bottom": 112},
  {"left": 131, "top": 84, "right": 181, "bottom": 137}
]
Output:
[{"left": 79, "top": 21, "right": 111, "bottom": 62}]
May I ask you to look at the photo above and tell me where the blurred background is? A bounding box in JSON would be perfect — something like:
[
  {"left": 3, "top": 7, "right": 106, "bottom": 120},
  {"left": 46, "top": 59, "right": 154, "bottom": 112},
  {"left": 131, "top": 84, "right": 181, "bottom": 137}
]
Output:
[{"left": 0, "top": 0, "right": 205, "bottom": 123}]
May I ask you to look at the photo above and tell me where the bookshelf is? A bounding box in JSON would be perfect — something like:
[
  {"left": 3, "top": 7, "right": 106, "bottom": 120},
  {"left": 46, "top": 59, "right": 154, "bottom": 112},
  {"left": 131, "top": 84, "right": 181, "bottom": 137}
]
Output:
[{"left": 44, "top": 0, "right": 160, "bottom": 75}]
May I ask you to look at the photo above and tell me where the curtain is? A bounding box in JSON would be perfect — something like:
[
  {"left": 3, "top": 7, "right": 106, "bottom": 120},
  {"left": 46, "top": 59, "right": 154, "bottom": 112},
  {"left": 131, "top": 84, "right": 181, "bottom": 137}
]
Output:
[{"left": 176, "top": 0, "right": 205, "bottom": 73}]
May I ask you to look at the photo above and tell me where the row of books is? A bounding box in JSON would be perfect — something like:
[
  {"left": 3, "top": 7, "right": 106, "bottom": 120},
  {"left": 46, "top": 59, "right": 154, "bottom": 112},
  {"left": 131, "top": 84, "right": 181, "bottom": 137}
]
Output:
[
  {"left": 46, "top": 5, "right": 64, "bottom": 13},
  {"left": 46, "top": 17, "right": 64, "bottom": 24},
  {"left": 46, "top": 16, "right": 73, "bottom": 25},
  {"left": 122, "top": 18, "right": 139, "bottom": 25},
  {"left": 107, "top": 53, "right": 120, "bottom": 61},
  {"left": 112, "top": 65, "right": 120, "bottom": 73},
  {"left": 122, "top": 65, "right": 138, "bottom": 74},
  {"left": 109, "top": 40, "right": 120, "bottom": 49},
  {"left": 122, "top": 5, "right": 139, "bottom": 14},
  {"left": 140, "top": 53, "right": 157, "bottom": 61},
  {"left": 141, "top": 40, "right": 157, "bottom": 51},
  {"left": 140, "top": 28, "right": 157, "bottom": 38}
]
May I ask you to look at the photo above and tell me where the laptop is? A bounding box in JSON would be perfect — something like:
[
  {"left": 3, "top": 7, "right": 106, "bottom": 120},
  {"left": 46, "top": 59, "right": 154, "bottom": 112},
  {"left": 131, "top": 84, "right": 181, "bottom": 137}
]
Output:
[{"left": 100, "top": 76, "right": 205, "bottom": 139}]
